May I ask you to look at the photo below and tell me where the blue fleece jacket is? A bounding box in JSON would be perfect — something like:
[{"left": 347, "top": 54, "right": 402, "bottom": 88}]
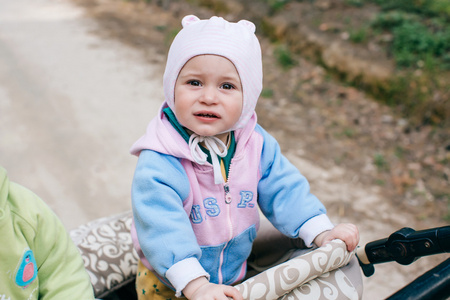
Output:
[{"left": 130, "top": 105, "right": 334, "bottom": 296}]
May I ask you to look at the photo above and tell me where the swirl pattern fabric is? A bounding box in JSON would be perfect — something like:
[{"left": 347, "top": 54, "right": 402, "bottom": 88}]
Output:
[
  {"left": 70, "top": 212, "right": 359, "bottom": 299},
  {"left": 235, "top": 240, "right": 358, "bottom": 300},
  {"left": 70, "top": 211, "right": 139, "bottom": 298}
]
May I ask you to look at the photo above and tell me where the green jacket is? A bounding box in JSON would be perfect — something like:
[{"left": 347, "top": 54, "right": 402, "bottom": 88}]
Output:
[{"left": 0, "top": 167, "right": 95, "bottom": 299}]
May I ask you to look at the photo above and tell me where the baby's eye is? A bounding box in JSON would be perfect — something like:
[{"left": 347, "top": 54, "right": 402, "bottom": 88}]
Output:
[
  {"left": 221, "top": 83, "right": 235, "bottom": 90},
  {"left": 187, "top": 80, "right": 201, "bottom": 86}
]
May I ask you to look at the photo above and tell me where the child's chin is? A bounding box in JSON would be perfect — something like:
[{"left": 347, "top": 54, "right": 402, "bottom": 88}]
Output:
[{"left": 191, "top": 128, "right": 222, "bottom": 137}]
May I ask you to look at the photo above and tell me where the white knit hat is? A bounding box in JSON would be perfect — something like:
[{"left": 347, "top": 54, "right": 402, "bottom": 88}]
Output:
[{"left": 163, "top": 15, "right": 263, "bottom": 131}]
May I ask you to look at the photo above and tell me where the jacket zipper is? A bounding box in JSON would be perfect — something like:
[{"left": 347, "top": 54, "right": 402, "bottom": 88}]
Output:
[
  {"left": 219, "top": 161, "right": 234, "bottom": 283},
  {"left": 224, "top": 183, "right": 232, "bottom": 204},
  {"left": 223, "top": 160, "right": 233, "bottom": 204}
]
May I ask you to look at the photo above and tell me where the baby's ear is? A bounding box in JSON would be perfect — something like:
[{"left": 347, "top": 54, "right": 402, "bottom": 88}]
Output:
[
  {"left": 238, "top": 20, "right": 256, "bottom": 33},
  {"left": 182, "top": 15, "right": 200, "bottom": 28}
]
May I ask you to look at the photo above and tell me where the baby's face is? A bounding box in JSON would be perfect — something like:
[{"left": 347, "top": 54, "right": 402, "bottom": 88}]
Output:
[{"left": 174, "top": 55, "right": 243, "bottom": 143}]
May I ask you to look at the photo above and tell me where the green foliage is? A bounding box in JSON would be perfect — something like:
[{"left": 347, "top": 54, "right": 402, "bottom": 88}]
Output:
[
  {"left": 165, "top": 28, "right": 180, "bottom": 47},
  {"left": 394, "top": 146, "right": 406, "bottom": 159},
  {"left": 154, "top": 25, "right": 167, "bottom": 32},
  {"left": 372, "top": 0, "right": 450, "bottom": 19},
  {"left": 349, "top": 27, "right": 369, "bottom": 43},
  {"left": 372, "top": 11, "right": 450, "bottom": 69},
  {"left": 371, "top": 11, "right": 418, "bottom": 30},
  {"left": 444, "top": 198, "right": 450, "bottom": 222},
  {"left": 261, "top": 88, "right": 274, "bottom": 98},
  {"left": 345, "top": 0, "right": 365, "bottom": 7},
  {"left": 274, "top": 45, "right": 297, "bottom": 70},
  {"left": 431, "top": 0, "right": 450, "bottom": 17},
  {"left": 374, "top": 153, "right": 389, "bottom": 170},
  {"left": 342, "top": 128, "right": 355, "bottom": 138},
  {"left": 197, "top": 0, "right": 229, "bottom": 14},
  {"left": 375, "top": 179, "right": 386, "bottom": 186},
  {"left": 263, "top": 0, "right": 290, "bottom": 13}
]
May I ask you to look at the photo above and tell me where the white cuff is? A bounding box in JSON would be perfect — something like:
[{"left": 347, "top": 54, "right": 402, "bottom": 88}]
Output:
[
  {"left": 298, "top": 214, "right": 334, "bottom": 247},
  {"left": 166, "top": 257, "right": 210, "bottom": 297}
]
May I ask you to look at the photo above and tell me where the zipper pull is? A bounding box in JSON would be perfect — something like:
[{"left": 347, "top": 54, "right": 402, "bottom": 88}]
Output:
[{"left": 224, "top": 183, "right": 232, "bottom": 204}]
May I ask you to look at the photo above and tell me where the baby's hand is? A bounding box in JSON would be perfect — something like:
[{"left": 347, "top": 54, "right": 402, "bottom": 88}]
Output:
[
  {"left": 314, "top": 223, "right": 359, "bottom": 252},
  {"left": 183, "top": 277, "right": 243, "bottom": 300}
]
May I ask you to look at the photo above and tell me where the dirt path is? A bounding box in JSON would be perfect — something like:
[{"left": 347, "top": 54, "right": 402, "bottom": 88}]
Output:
[
  {"left": 72, "top": 0, "right": 449, "bottom": 298},
  {"left": 0, "top": 0, "right": 164, "bottom": 229}
]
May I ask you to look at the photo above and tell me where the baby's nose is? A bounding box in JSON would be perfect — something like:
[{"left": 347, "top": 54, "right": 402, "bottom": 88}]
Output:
[{"left": 200, "top": 86, "right": 218, "bottom": 104}]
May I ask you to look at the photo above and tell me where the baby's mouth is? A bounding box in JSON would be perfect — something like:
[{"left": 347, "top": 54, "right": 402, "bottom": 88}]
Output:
[{"left": 195, "top": 113, "right": 219, "bottom": 118}]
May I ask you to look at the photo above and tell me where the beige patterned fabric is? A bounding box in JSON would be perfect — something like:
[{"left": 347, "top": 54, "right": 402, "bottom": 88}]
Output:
[
  {"left": 70, "top": 211, "right": 139, "bottom": 298},
  {"left": 235, "top": 240, "right": 358, "bottom": 300},
  {"left": 71, "top": 212, "right": 360, "bottom": 299},
  {"left": 281, "top": 268, "right": 358, "bottom": 300}
]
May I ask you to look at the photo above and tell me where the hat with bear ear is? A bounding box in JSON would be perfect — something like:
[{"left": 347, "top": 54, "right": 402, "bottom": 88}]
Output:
[{"left": 163, "top": 15, "right": 263, "bottom": 131}]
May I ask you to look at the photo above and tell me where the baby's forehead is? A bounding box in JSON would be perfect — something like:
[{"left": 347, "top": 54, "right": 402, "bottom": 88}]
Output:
[
  {"left": 177, "top": 54, "right": 241, "bottom": 80},
  {"left": 180, "top": 55, "right": 239, "bottom": 71}
]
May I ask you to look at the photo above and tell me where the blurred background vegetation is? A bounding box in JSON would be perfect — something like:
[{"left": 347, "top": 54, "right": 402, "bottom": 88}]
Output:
[
  {"left": 348, "top": 0, "right": 450, "bottom": 127},
  {"left": 143, "top": 0, "right": 450, "bottom": 129},
  {"left": 116, "top": 0, "right": 449, "bottom": 219},
  {"left": 258, "top": 0, "right": 450, "bottom": 128}
]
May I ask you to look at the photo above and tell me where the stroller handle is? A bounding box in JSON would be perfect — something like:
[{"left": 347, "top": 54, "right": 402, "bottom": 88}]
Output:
[{"left": 356, "top": 226, "right": 450, "bottom": 276}]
